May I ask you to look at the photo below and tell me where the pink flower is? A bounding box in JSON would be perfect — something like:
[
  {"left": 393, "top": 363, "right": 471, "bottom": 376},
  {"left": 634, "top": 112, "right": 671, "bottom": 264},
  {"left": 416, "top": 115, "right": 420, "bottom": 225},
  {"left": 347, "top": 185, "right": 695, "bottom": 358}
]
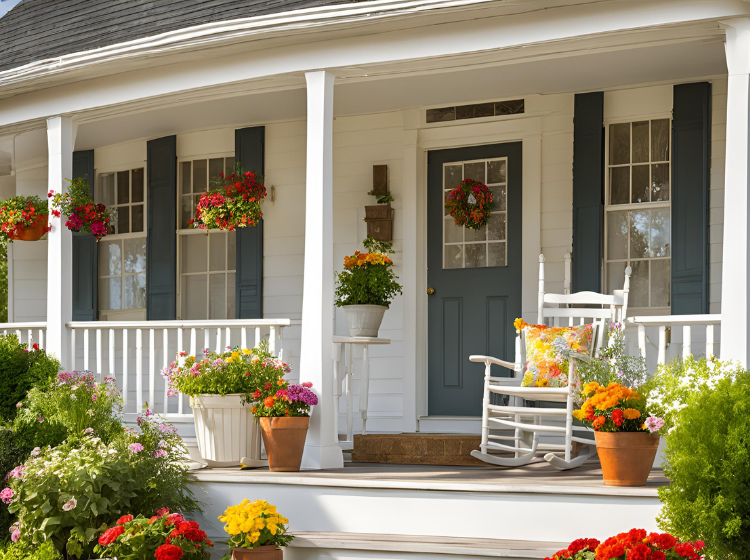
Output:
[
  {"left": 645, "top": 416, "right": 665, "bottom": 433},
  {"left": 302, "top": 381, "right": 313, "bottom": 388},
  {"left": 167, "top": 388, "right": 178, "bottom": 397},
  {"left": 62, "top": 498, "right": 77, "bottom": 511},
  {"left": 6, "top": 466, "right": 24, "bottom": 480},
  {"left": 128, "top": 443, "right": 144, "bottom": 453},
  {"left": 9, "top": 523, "right": 19, "bottom": 543},
  {"left": 156, "top": 507, "right": 170, "bottom": 516},
  {"left": 0, "top": 488, "right": 14, "bottom": 504},
  {"left": 153, "top": 449, "right": 168, "bottom": 459}
]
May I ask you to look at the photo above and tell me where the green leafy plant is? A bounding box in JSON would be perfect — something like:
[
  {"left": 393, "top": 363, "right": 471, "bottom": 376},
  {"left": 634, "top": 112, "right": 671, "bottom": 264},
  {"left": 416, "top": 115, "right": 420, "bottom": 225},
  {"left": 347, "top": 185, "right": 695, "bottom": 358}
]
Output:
[
  {"left": 0, "top": 429, "right": 32, "bottom": 542},
  {"left": 362, "top": 236, "right": 393, "bottom": 255},
  {"left": 0, "top": 335, "right": 60, "bottom": 423},
  {"left": 0, "top": 541, "right": 61, "bottom": 560},
  {"left": 658, "top": 370, "right": 750, "bottom": 559},
  {"left": 367, "top": 190, "right": 394, "bottom": 204},
  {"left": 191, "top": 163, "right": 266, "bottom": 230},
  {"left": 0, "top": 195, "right": 49, "bottom": 243},
  {"left": 49, "top": 179, "right": 110, "bottom": 241},
  {"left": 94, "top": 512, "right": 212, "bottom": 560},
  {"left": 334, "top": 245, "right": 402, "bottom": 307}
]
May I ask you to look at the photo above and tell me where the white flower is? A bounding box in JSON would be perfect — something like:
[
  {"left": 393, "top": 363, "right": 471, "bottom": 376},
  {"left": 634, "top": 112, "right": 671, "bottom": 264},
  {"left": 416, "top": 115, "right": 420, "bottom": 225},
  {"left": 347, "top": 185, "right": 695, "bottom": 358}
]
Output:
[
  {"left": 84, "top": 428, "right": 94, "bottom": 435},
  {"left": 30, "top": 447, "right": 41, "bottom": 457},
  {"left": 62, "top": 498, "right": 77, "bottom": 511},
  {"left": 108, "top": 449, "right": 117, "bottom": 456}
]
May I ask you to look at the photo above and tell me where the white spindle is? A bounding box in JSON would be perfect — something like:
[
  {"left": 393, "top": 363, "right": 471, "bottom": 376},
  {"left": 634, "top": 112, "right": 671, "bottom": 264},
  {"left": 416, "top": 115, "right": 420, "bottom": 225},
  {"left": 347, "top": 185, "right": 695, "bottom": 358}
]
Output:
[
  {"left": 682, "top": 325, "right": 692, "bottom": 360},
  {"left": 96, "top": 329, "right": 102, "bottom": 379},
  {"left": 163, "top": 329, "right": 169, "bottom": 414},
  {"left": 278, "top": 327, "right": 284, "bottom": 361},
  {"left": 706, "top": 324, "right": 715, "bottom": 358},
  {"left": 225, "top": 327, "right": 231, "bottom": 348},
  {"left": 122, "top": 330, "right": 128, "bottom": 407},
  {"left": 215, "top": 328, "right": 221, "bottom": 353},
  {"left": 177, "top": 328, "right": 183, "bottom": 359},
  {"left": 38, "top": 329, "right": 44, "bottom": 350},
  {"left": 83, "top": 329, "right": 89, "bottom": 372},
  {"left": 638, "top": 325, "right": 647, "bottom": 358},
  {"left": 203, "top": 329, "right": 209, "bottom": 355},
  {"left": 70, "top": 328, "right": 76, "bottom": 371},
  {"left": 176, "top": 328, "right": 184, "bottom": 415},
  {"left": 269, "top": 326, "right": 277, "bottom": 356},
  {"left": 658, "top": 326, "right": 667, "bottom": 366},
  {"left": 27, "top": 329, "right": 32, "bottom": 346},
  {"left": 15, "top": 329, "right": 21, "bottom": 340},
  {"left": 190, "top": 328, "right": 197, "bottom": 358},
  {"left": 254, "top": 327, "right": 261, "bottom": 349},
  {"left": 241, "top": 327, "right": 247, "bottom": 349},
  {"left": 136, "top": 329, "right": 143, "bottom": 411},
  {"left": 109, "top": 329, "right": 115, "bottom": 379},
  {"left": 149, "top": 329, "right": 155, "bottom": 410}
]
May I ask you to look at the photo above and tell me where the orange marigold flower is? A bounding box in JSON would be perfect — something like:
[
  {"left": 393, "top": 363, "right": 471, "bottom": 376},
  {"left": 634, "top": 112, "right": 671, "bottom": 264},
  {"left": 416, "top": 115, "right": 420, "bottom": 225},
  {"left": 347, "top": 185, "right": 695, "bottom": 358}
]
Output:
[
  {"left": 264, "top": 397, "right": 275, "bottom": 408},
  {"left": 623, "top": 408, "right": 641, "bottom": 420},
  {"left": 592, "top": 416, "right": 606, "bottom": 430}
]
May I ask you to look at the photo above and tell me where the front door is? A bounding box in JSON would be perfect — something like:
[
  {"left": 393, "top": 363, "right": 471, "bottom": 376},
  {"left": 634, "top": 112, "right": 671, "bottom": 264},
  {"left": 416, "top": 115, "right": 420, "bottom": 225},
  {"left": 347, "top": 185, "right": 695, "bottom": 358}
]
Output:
[{"left": 427, "top": 143, "right": 522, "bottom": 416}]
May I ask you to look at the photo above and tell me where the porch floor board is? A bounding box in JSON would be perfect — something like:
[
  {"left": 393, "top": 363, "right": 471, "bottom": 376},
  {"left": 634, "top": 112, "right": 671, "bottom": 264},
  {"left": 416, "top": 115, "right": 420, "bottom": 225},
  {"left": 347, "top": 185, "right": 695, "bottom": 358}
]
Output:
[{"left": 192, "top": 460, "right": 667, "bottom": 497}]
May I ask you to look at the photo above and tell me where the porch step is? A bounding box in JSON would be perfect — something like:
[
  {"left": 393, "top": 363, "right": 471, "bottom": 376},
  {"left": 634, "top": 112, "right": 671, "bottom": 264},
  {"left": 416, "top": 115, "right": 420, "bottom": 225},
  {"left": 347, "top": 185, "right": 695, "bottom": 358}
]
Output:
[{"left": 351, "top": 433, "right": 484, "bottom": 466}]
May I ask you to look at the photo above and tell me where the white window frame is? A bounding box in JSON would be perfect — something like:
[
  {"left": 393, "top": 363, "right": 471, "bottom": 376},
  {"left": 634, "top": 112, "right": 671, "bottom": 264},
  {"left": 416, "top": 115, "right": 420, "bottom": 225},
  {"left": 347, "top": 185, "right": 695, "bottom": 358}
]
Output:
[
  {"left": 176, "top": 153, "right": 237, "bottom": 321},
  {"left": 603, "top": 115, "right": 672, "bottom": 312},
  {"left": 95, "top": 164, "right": 148, "bottom": 319}
]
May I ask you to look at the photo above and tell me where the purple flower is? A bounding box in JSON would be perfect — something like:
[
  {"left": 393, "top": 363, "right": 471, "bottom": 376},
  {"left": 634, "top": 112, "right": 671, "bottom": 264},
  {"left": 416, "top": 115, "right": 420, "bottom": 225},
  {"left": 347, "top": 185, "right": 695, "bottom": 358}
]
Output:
[
  {"left": 37, "top": 417, "right": 44, "bottom": 423},
  {"left": 145, "top": 409, "right": 153, "bottom": 417},
  {"left": 286, "top": 384, "right": 318, "bottom": 406},
  {"left": 9, "top": 523, "right": 19, "bottom": 543},
  {"left": 0, "top": 488, "right": 14, "bottom": 504},
  {"left": 645, "top": 416, "right": 665, "bottom": 433},
  {"left": 153, "top": 449, "right": 168, "bottom": 459},
  {"left": 159, "top": 423, "right": 177, "bottom": 434},
  {"left": 158, "top": 440, "right": 168, "bottom": 449},
  {"left": 128, "top": 443, "right": 144, "bottom": 453}
]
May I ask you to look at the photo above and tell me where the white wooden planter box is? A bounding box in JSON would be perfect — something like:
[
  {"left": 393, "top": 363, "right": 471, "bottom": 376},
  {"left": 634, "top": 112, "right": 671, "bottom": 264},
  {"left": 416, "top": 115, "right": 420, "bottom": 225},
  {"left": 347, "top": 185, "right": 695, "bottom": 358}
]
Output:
[{"left": 190, "top": 394, "right": 263, "bottom": 467}]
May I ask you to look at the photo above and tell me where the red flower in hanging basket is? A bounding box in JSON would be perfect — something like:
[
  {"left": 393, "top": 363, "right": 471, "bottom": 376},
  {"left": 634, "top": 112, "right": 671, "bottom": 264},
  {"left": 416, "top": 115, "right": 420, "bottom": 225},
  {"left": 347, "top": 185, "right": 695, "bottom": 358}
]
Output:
[
  {"left": 49, "top": 178, "right": 110, "bottom": 241},
  {"left": 444, "top": 179, "right": 493, "bottom": 230},
  {"left": 192, "top": 163, "right": 266, "bottom": 231},
  {"left": 0, "top": 195, "right": 50, "bottom": 243}
]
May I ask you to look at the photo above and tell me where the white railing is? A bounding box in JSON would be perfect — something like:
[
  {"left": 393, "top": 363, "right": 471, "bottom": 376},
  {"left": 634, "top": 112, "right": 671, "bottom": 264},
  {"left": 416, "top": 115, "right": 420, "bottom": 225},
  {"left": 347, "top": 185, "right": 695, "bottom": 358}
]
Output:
[
  {"left": 0, "top": 322, "right": 47, "bottom": 348},
  {"left": 66, "top": 319, "right": 291, "bottom": 419},
  {"left": 628, "top": 314, "right": 722, "bottom": 366}
]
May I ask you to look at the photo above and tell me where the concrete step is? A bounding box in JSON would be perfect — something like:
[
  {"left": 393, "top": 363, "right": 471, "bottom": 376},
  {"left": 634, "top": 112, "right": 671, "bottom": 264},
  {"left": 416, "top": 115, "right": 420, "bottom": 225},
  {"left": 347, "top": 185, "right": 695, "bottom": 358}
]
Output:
[{"left": 351, "top": 433, "right": 484, "bottom": 466}]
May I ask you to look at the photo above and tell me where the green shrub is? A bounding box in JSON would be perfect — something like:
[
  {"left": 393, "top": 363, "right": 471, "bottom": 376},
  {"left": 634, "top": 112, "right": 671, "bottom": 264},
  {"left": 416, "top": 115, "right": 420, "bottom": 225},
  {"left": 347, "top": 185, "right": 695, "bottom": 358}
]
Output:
[
  {"left": 0, "top": 429, "right": 30, "bottom": 542},
  {"left": 0, "top": 335, "right": 59, "bottom": 422},
  {"left": 0, "top": 541, "right": 61, "bottom": 560},
  {"left": 658, "top": 371, "right": 750, "bottom": 559}
]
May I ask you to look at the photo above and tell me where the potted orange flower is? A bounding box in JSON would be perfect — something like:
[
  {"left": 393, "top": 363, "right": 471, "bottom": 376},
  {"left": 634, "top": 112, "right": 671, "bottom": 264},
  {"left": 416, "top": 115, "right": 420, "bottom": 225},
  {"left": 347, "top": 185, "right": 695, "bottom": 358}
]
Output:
[
  {"left": 573, "top": 382, "right": 664, "bottom": 486},
  {"left": 0, "top": 194, "right": 50, "bottom": 242}
]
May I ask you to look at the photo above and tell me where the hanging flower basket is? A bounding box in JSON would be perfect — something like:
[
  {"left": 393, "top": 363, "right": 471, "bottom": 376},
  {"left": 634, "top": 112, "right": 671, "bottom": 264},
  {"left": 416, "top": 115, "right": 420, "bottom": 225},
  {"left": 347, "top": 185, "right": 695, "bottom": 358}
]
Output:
[
  {"left": 190, "top": 163, "right": 266, "bottom": 230},
  {"left": 0, "top": 195, "right": 51, "bottom": 243},
  {"left": 49, "top": 178, "right": 110, "bottom": 241},
  {"left": 444, "top": 179, "right": 493, "bottom": 230}
]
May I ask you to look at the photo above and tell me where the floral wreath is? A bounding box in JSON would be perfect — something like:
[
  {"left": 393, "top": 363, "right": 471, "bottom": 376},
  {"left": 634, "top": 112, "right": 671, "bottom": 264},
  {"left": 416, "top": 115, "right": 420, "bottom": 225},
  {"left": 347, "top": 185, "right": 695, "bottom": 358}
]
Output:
[{"left": 444, "top": 179, "right": 493, "bottom": 230}]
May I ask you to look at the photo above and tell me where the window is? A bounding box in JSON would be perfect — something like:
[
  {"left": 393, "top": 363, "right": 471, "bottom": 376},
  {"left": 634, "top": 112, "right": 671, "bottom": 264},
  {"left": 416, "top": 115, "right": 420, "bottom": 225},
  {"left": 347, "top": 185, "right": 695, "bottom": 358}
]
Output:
[
  {"left": 605, "top": 119, "right": 671, "bottom": 308},
  {"left": 96, "top": 169, "right": 147, "bottom": 315},
  {"left": 442, "top": 158, "right": 507, "bottom": 269},
  {"left": 177, "top": 157, "right": 237, "bottom": 320}
]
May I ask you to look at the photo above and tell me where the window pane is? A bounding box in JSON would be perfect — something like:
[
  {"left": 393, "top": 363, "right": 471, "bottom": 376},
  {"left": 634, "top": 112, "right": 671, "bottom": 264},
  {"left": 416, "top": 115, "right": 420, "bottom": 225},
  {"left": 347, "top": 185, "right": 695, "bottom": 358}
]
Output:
[
  {"left": 209, "top": 233, "right": 226, "bottom": 271},
  {"left": 610, "top": 167, "right": 629, "bottom": 205},
  {"left": 131, "top": 168, "right": 144, "bottom": 203},
  {"left": 131, "top": 204, "right": 144, "bottom": 233},
  {"left": 651, "top": 260, "right": 670, "bottom": 307},
  {"left": 487, "top": 160, "right": 506, "bottom": 184},
  {"left": 488, "top": 242, "right": 506, "bottom": 267},
  {"left": 610, "top": 123, "right": 630, "bottom": 165},
  {"left": 651, "top": 208, "right": 671, "bottom": 257},
  {"left": 490, "top": 185, "right": 506, "bottom": 212},
  {"left": 630, "top": 260, "right": 649, "bottom": 308},
  {"left": 227, "top": 232, "right": 236, "bottom": 271},
  {"left": 607, "top": 211, "right": 628, "bottom": 260},
  {"left": 444, "top": 219, "right": 463, "bottom": 243},
  {"left": 488, "top": 213, "right": 506, "bottom": 241},
  {"left": 123, "top": 237, "right": 146, "bottom": 273},
  {"left": 444, "top": 165, "right": 462, "bottom": 190},
  {"left": 192, "top": 160, "right": 207, "bottom": 193},
  {"left": 97, "top": 173, "right": 116, "bottom": 207},
  {"left": 182, "top": 275, "right": 207, "bottom": 320},
  {"left": 629, "top": 210, "right": 651, "bottom": 258},
  {"left": 181, "top": 196, "right": 193, "bottom": 229},
  {"left": 651, "top": 164, "right": 669, "bottom": 202},
  {"left": 631, "top": 165, "right": 649, "bottom": 203},
  {"left": 227, "top": 272, "right": 236, "bottom": 319},
  {"left": 123, "top": 274, "right": 144, "bottom": 310},
  {"left": 444, "top": 245, "right": 463, "bottom": 269},
  {"left": 465, "top": 225, "right": 486, "bottom": 243},
  {"left": 651, "top": 119, "right": 670, "bottom": 162},
  {"left": 117, "top": 171, "right": 130, "bottom": 204},
  {"left": 106, "top": 277, "right": 122, "bottom": 310},
  {"left": 209, "top": 158, "right": 224, "bottom": 185},
  {"left": 115, "top": 206, "right": 129, "bottom": 234},
  {"left": 464, "top": 243, "right": 486, "bottom": 268},
  {"left": 632, "top": 121, "right": 649, "bottom": 163},
  {"left": 182, "top": 234, "right": 207, "bottom": 273},
  {"left": 225, "top": 157, "right": 235, "bottom": 174},
  {"left": 607, "top": 262, "right": 626, "bottom": 295},
  {"left": 209, "top": 274, "right": 226, "bottom": 320},
  {"left": 99, "top": 240, "right": 121, "bottom": 276},
  {"left": 463, "top": 162, "right": 485, "bottom": 183},
  {"left": 181, "top": 162, "right": 192, "bottom": 195}
]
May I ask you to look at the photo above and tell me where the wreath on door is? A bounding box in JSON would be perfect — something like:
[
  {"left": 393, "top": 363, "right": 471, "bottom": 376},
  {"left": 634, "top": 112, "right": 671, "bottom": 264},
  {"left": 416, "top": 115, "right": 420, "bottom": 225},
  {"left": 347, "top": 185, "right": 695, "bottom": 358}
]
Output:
[{"left": 444, "top": 179, "right": 493, "bottom": 230}]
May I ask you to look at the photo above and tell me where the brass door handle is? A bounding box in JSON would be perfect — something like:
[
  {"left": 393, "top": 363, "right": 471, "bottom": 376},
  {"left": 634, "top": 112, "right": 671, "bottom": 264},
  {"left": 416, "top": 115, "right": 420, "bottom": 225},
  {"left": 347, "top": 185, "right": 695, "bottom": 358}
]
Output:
[{"left": 427, "top": 288, "right": 435, "bottom": 295}]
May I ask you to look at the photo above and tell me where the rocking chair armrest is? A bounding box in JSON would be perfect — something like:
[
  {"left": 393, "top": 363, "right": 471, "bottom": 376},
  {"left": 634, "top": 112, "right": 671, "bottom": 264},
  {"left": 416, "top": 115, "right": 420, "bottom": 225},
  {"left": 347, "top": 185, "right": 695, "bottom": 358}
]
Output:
[
  {"left": 567, "top": 351, "right": 592, "bottom": 363},
  {"left": 469, "top": 355, "right": 517, "bottom": 371}
]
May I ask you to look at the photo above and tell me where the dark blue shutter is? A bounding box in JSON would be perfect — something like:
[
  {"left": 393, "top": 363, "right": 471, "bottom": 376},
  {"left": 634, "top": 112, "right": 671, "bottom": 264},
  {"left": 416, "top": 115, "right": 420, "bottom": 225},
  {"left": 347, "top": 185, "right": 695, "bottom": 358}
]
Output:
[
  {"left": 672, "top": 83, "right": 711, "bottom": 314},
  {"left": 234, "top": 127, "right": 265, "bottom": 319},
  {"left": 72, "top": 150, "right": 97, "bottom": 321},
  {"left": 572, "top": 92, "right": 604, "bottom": 293},
  {"left": 146, "top": 136, "right": 177, "bottom": 320}
]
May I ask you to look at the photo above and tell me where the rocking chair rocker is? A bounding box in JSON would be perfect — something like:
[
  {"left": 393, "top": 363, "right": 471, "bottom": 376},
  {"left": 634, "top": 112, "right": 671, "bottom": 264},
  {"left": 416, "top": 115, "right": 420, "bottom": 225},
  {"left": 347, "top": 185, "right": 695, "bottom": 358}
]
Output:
[{"left": 469, "top": 254, "right": 631, "bottom": 470}]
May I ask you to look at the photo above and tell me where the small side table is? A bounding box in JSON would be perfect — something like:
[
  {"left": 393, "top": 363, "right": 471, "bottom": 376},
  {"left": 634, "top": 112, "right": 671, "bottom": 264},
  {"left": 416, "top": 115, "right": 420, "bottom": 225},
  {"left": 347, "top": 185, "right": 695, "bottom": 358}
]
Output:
[{"left": 332, "top": 336, "right": 391, "bottom": 445}]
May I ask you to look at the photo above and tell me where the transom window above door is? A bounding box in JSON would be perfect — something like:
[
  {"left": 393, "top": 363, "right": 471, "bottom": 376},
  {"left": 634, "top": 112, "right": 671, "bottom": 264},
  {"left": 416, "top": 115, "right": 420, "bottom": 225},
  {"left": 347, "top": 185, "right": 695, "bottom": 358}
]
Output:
[
  {"left": 179, "top": 157, "right": 235, "bottom": 229},
  {"left": 442, "top": 158, "right": 508, "bottom": 269}
]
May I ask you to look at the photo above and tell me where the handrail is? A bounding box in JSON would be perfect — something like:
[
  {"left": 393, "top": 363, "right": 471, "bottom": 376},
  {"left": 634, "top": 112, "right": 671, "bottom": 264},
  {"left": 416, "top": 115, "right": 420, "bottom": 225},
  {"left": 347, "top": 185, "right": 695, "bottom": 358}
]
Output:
[
  {"left": 0, "top": 322, "right": 47, "bottom": 349},
  {"left": 628, "top": 315, "right": 721, "bottom": 364},
  {"left": 628, "top": 314, "right": 721, "bottom": 326},
  {"left": 0, "top": 322, "right": 47, "bottom": 329},
  {"left": 67, "top": 319, "right": 291, "bottom": 329}
]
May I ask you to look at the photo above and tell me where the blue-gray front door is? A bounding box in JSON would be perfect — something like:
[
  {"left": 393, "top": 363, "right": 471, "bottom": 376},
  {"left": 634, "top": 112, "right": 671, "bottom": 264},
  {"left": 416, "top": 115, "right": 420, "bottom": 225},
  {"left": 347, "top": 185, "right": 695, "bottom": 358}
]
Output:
[{"left": 427, "top": 143, "right": 523, "bottom": 417}]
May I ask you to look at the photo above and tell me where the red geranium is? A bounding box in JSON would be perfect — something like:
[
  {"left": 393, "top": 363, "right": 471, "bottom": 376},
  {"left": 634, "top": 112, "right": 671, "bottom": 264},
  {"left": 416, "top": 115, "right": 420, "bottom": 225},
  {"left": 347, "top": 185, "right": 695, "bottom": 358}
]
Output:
[
  {"left": 154, "top": 543, "right": 184, "bottom": 560},
  {"left": 116, "top": 514, "right": 133, "bottom": 525},
  {"left": 166, "top": 512, "right": 185, "bottom": 526},
  {"left": 98, "top": 525, "right": 125, "bottom": 545},
  {"left": 192, "top": 165, "right": 266, "bottom": 231},
  {"left": 546, "top": 529, "right": 705, "bottom": 560}
]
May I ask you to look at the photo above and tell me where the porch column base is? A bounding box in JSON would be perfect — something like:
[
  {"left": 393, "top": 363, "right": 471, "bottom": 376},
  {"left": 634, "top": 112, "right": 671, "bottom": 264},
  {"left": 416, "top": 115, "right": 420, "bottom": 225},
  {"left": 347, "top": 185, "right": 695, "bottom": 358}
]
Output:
[{"left": 302, "top": 443, "right": 344, "bottom": 471}]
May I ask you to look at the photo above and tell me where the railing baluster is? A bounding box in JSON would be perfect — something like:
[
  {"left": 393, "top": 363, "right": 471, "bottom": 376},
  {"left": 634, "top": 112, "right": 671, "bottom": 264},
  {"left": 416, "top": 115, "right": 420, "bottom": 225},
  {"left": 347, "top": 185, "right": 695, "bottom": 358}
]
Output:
[
  {"left": 190, "top": 328, "right": 197, "bottom": 358},
  {"left": 27, "top": 329, "right": 32, "bottom": 346},
  {"left": 149, "top": 329, "right": 155, "bottom": 412},
  {"left": 638, "top": 325, "right": 647, "bottom": 359},
  {"left": 38, "top": 329, "right": 44, "bottom": 350},
  {"left": 215, "top": 328, "right": 221, "bottom": 353},
  {"left": 225, "top": 327, "right": 231, "bottom": 349},
  {"left": 96, "top": 328, "right": 102, "bottom": 381},
  {"left": 278, "top": 327, "right": 284, "bottom": 361},
  {"left": 658, "top": 326, "right": 667, "bottom": 366},
  {"left": 109, "top": 329, "right": 115, "bottom": 381},
  {"left": 177, "top": 328, "right": 184, "bottom": 415},
  {"left": 203, "top": 329, "right": 209, "bottom": 356},
  {"left": 706, "top": 324, "right": 715, "bottom": 359},
  {"left": 70, "top": 328, "right": 76, "bottom": 371},
  {"left": 122, "top": 330, "right": 128, "bottom": 408},
  {"left": 163, "top": 329, "right": 169, "bottom": 414},
  {"left": 15, "top": 329, "right": 21, "bottom": 340},
  {"left": 682, "top": 325, "right": 692, "bottom": 360},
  {"left": 269, "top": 326, "right": 277, "bottom": 356},
  {"left": 83, "top": 329, "right": 89, "bottom": 372},
  {"left": 136, "top": 329, "right": 143, "bottom": 412},
  {"left": 241, "top": 327, "right": 247, "bottom": 350},
  {"left": 254, "top": 327, "right": 261, "bottom": 349}
]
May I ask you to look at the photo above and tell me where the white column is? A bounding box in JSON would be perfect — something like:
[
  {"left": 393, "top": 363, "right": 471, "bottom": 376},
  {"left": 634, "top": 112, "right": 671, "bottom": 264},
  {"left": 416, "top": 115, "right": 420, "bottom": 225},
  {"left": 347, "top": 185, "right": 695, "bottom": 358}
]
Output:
[
  {"left": 46, "top": 116, "right": 75, "bottom": 370},
  {"left": 721, "top": 19, "right": 750, "bottom": 366},
  {"left": 300, "top": 70, "right": 343, "bottom": 470}
]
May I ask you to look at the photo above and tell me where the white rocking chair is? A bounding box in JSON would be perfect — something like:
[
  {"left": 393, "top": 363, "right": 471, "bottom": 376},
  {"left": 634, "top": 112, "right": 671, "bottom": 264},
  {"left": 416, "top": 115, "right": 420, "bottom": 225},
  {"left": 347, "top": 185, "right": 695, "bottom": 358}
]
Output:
[{"left": 469, "top": 254, "right": 631, "bottom": 470}]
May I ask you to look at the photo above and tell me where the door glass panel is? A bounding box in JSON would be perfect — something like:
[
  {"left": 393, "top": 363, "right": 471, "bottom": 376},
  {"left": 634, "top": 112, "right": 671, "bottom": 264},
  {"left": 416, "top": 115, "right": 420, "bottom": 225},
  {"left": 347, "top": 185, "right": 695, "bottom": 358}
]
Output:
[
  {"left": 490, "top": 185, "right": 506, "bottom": 212},
  {"left": 463, "top": 162, "right": 485, "bottom": 182},
  {"left": 465, "top": 226, "right": 486, "bottom": 243},
  {"left": 444, "top": 165, "right": 462, "bottom": 191},
  {"left": 444, "top": 219, "right": 463, "bottom": 243},
  {"left": 488, "top": 243, "right": 506, "bottom": 267},
  {"left": 487, "top": 160, "right": 506, "bottom": 184},
  {"left": 488, "top": 213, "right": 506, "bottom": 241},
  {"left": 464, "top": 244, "right": 486, "bottom": 268},
  {"left": 444, "top": 245, "right": 463, "bottom": 269}
]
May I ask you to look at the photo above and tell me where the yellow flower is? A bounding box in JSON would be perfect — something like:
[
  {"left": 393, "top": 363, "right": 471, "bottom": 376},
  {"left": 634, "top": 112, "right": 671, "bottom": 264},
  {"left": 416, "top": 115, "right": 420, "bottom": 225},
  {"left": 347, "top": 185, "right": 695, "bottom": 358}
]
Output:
[
  {"left": 572, "top": 409, "right": 585, "bottom": 421},
  {"left": 242, "top": 348, "right": 252, "bottom": 355},
  {"left": 583, "top": 382, "right": 599, "bottom": 396}
]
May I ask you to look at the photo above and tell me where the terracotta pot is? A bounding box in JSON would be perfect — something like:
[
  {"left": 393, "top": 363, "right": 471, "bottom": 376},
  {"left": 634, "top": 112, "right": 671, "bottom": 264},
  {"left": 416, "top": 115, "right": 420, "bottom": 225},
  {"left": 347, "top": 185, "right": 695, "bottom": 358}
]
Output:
[
  {"left": 259, "top": 416, "right": 310, "bottom": 472},
  {"left": 12, "top": 215, "right": 48, "bottom": 241},
  {"left": 595, "top": 431, "right": 659, "bottom": 486},
  {"left": 232, "top": 545, "right": 283, "bottom": 560}
]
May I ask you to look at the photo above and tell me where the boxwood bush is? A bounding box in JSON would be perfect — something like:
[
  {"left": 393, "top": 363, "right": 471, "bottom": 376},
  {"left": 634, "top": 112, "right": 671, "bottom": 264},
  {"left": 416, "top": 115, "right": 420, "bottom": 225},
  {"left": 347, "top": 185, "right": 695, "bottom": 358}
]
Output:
[
  {"left": 0, "top": 335, "right": 59, "bottom": 422},
  {"left": 658, "top": 369, "right": 750, "bottom": 559}
]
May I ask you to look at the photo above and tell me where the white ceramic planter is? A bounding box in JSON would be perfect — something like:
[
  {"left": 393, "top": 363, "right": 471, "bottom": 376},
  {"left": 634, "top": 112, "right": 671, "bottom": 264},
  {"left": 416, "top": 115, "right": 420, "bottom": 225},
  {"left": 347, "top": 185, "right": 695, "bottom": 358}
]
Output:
[
  {"left": 344, "top": 304, "right": 388, "bottom": 337},
  {"left": 190, "top": 394, "right": 263, "bottom": 467}
]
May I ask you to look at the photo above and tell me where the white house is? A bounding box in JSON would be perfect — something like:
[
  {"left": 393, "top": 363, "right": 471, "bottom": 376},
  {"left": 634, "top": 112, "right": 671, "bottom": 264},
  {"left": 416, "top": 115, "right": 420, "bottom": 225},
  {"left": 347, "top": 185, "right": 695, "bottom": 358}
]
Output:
[{"left": 0, "top": 0, "right": 747, "bottom": 556}]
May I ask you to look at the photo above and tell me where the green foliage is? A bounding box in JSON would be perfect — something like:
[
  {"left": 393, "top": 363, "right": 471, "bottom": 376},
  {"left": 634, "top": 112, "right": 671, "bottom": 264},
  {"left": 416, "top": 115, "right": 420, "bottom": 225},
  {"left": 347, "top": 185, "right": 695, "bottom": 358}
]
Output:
[
  {"left": 0, "top": 335, "right": 60, "bottom": 423},
  {"left": 658, "top": 371, "right": 750, "bottom": 559},
  {"left": 0, "top": 243, "right": 8, "bottom": 322},
  {"left": 367, "top": 190, "right": 394, "bottom": 204},
  {"left": 0, "top": 429, "right": 30, "bottom": 542},
  {"left": 362, "top": 237, "right": 393, "bottom": 255},
  {"left": 193, "top": 162, "right": 266, "bottom": 230},
  {"left": 0, "top": 541, "right": 61, "bottom": 560},
  {"left": 334, "top": 250, "right": 402, "bottom": 307}
]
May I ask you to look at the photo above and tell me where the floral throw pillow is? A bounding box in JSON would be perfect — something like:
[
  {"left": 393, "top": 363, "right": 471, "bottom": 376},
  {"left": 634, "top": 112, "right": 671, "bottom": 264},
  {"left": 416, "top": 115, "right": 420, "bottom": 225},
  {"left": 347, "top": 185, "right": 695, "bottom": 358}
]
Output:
[{"left": 515, "top": 319, "right": 594, "bottom": 388}]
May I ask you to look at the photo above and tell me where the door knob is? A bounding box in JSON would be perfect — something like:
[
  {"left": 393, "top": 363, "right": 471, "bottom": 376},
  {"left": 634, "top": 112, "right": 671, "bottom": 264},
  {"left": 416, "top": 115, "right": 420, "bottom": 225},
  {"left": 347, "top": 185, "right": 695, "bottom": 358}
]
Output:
[{"left": 427, "top": 288, "right": 435, "bottom": 295}]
